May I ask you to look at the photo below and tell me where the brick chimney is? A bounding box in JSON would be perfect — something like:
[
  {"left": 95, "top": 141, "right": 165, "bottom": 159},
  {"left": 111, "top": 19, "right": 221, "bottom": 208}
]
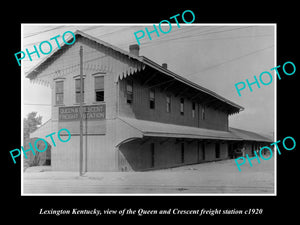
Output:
[
  {"left": 129, "top": 44, "right": 140, "bottom": 56},
  {"left": 162, "top": 63, "right": 168, "bottom": 69}
]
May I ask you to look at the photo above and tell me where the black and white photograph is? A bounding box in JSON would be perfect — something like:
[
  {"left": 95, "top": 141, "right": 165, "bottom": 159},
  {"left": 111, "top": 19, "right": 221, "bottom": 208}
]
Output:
[
  {"left": 4, "top": 5, "right": 298, "bottom": 220},
  {"left": 21, "top": 24, "right": 275, "bottom": 195}
]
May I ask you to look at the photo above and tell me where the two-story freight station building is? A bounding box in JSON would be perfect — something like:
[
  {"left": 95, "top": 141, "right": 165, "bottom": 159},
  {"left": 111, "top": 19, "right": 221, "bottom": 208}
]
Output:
[{"left": 27, "top": 30, "right": 272, "bottom": 171}]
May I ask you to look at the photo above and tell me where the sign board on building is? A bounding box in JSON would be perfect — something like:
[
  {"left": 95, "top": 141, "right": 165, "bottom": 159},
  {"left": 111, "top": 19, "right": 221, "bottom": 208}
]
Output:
[{"left": 59, "top": 104, "right": 105, "bottom": 121}]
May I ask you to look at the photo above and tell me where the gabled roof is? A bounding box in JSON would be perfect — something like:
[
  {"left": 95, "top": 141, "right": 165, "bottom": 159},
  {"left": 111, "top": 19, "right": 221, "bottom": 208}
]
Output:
[
  {"left": 26, "top": 30, "right": 244, "bottom": 113},
  {"left": 25, "top": 30, "right": 143, "bottom": 79},
  {"left": 140, "top": 56, "right": 244, "bottom": 112}
]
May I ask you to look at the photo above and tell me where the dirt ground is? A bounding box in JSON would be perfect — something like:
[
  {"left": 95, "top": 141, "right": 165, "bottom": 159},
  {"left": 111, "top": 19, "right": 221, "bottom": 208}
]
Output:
[{"left": 22, "top": 158, "right": 275, "bottom": 195}]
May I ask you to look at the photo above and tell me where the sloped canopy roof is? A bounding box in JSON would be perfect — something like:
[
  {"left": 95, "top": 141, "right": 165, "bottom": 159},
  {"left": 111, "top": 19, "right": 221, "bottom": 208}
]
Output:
[
  {"left": 229, "top": 127, "right": 273, "bottom": 142},
  {"left": 31, "top": 117, "right": 273, "bottom": 148},
  {"left": 117, "top": 117, "right": 242, "bottom": 144},
  {"left": 116, "top": 117, "right": 273, "bottom": 147}
]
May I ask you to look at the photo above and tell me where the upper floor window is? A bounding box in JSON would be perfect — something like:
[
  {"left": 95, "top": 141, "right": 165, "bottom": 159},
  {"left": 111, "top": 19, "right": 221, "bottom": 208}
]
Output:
[
  {"left": 126, "top": 79, "right": 133, "bottom": 104},
  {"left": 149, "top": 89, "right": 155, "bottom": 109},
  {"left": 166, "top": 95, "right": 171, "bottom": 113},
  {"left": 55, "top": 80, "right": 64, "bottom": 105},
  {"left": 192, "top": 102, "right": 196, "bottom": 118},
  {"left": 180, "top": 98, "right": 184, "bottom": 115},
  {"left": 75, "top": 78, "right": 84, "bottom": 103},
  {"left": 95, "top": 76, "right": 104, "bottom": 102}
]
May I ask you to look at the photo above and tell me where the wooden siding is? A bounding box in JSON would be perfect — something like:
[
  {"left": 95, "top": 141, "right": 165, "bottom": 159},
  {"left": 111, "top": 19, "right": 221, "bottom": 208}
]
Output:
[
  {"left": 52, "top": 119, "right": 118, "bottom": 171},
  {"left": 118, "top": 139, "right": 229, "bottom": 171},
  {"left": 32, "top": 37, "right": 138, "bottom": 171},
  {"left": 52, "top": 135, "right": 116, "bottom": 171},
  {"left": 118, "top": 77, "right": 229, "bottom": 131}
]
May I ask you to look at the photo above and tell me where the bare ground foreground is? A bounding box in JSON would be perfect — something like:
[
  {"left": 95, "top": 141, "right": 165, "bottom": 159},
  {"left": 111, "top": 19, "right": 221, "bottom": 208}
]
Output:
[{"left": 23, "top": 158, "right": 275, "bottom": 195}]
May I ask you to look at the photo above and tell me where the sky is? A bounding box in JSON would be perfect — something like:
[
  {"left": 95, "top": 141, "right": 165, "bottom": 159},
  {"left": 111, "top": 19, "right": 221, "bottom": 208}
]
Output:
[{"left": 22, "top": 24, "right": 275, "bottom": 136}]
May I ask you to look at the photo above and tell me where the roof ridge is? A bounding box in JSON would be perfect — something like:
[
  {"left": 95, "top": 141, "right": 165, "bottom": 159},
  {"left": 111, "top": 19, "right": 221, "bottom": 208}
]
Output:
[{"left": 26, "top": 29, "right": 243, "bottom": 112}]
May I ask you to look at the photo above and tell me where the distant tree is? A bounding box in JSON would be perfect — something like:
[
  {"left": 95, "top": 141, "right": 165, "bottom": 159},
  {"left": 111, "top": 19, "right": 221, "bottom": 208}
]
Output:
[
  {"left": 23, "top": 112, "right": 42, "bottom": 170},
  {"left": 23, "top": 112, "right": 42, "bottom": 140}
]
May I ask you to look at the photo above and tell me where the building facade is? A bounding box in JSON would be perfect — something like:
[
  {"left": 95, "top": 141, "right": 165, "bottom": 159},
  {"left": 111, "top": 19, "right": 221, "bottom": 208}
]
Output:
[{"left": 27, "top": 30, "right": 272, "bottom": 172}]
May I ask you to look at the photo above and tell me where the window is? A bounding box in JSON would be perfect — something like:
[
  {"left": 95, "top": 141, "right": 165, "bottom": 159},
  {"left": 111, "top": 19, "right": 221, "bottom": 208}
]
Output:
[
  {"left": 126, "top": 80, "right": 133, "bottom": 104},
  {"left": 201, "top": 105, "right": 205, "bottom": 120},
  {"left": 215, "top": 143, "right": 220, "bottom": 158},
  {"left": 166, "top": 95, "right": 171, "bottom": 113},
  {"left": 95, "top": 76, "right": 104, "bottom": 102},
  {"left": 180, "top": 98, "right": 184, "bottom": 115},
  {"left": 55, "top": 81, "right": 64, "bottom": 105},
  {"left": 75, "top": 78, "right": 84, "bottom": 103},
  {"left": 149, "top": 89, "right": 155, "bottom": 109},
  {"left": 181, "top": 143, "right": 185, "bottom": 163},
  {"left": 192, "top": 102, "right": 196, "bottom": 118},
  {"left": 150, "top": 143, "right": 155, "bottom": 168}
]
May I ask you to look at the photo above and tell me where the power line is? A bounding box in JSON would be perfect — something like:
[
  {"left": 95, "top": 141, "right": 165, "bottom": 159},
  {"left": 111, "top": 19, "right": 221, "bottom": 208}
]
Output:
[
  {"left": 186, "top": 44, "right": 274, "bottom": 76},
  {"left": 106, "top": 26, "right": 227, "bottom": 51},
  {"left": 148, "top": 44, "right": 274, "bottom": 89},
  {"left": 23, "top": 41, "right": 274, "bottom": 82},
  {"left": 21, "top": 26, "right": 245, "bottom": 58},
  {"left": 93, "top": 27, "right": 133, "bottom": 37},
  {"left": 23, "top": 33, "right": 272, "bottom": 68},
  {"left": 142, "top": 26, "right": 254, "bottom": 48},
  {"left": 22, "top": 26, "right": 274, "bottom": 92},
  {"left": 24, "top": 103, "right": 51, "bottom": 106},
  {"left": 22, "top": 26, "right": 134, "bottom": 48},
  {"left": 173, "top": 33, "right": 274, "bottom": 43},
  {"left": 123, "top": 26, "right": 220, "bottom": 48},
  {"left": 21, "top": 25, "right": 205, "bottom": 50},
  {"left": 24, "top": 26, "right": 66, "bottom": 38}
]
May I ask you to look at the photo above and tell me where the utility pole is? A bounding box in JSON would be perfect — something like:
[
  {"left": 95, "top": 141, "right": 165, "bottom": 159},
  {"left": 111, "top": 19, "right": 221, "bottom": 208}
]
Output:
[{"left": 79, "top": 46, "right": 83, "bottom": 176}]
